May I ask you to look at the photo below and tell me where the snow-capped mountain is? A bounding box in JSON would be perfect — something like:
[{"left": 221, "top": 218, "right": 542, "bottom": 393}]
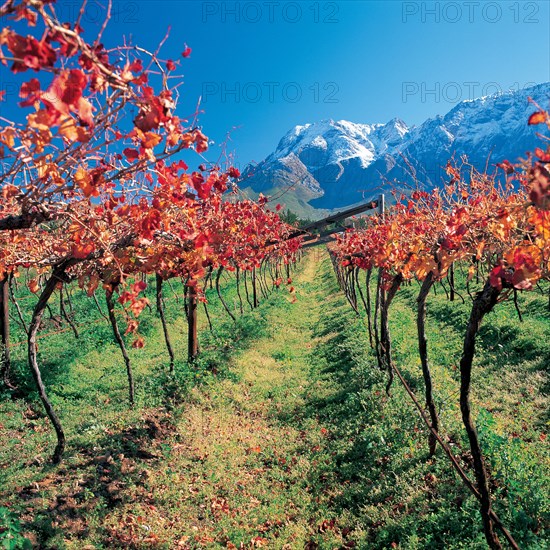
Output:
[{"left": 241, "top": 83, "right": 550, "bottom": 214}]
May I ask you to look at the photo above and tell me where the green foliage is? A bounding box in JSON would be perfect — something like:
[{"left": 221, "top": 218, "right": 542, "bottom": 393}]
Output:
[
  {"left": 478, "top": 410, "right": 550, "bottom": 543},
  {"left": 278, "top": 207, "right": 314, "bottom": 229},
  {"left": 142, "top": 362, "right": 194, "bottom": 406},
  {"left": 0, "top": 508, "right": 32, "bottom": 550}
]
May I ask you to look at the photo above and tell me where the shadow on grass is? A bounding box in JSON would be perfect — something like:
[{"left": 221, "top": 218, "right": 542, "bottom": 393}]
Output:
[
  {"left": 304, "top": 302, "right": 426, "bottom": 498},
  {"left": 18, "top": 410, "right": 176, "bottom": 548},
  {"left": 9, "top": 289, "right": 280, "bottom": 548},
  {"left": 3, "top": 355, "right": 76, "bottom": 405},
  {"left": 290, "top": 271, "right": 549, "bottom": 548},
  {"left": 416, "top": 290, "right": 550, "bottom": 375},
  {"left": 477, "top": 324, "right": 547, "bottom": 365},
  {"left": 1, "top": 314, "right": 126, "bottom": 404},
  {"left": 275, "top": 272, "right": 504, "bottom": 548}
]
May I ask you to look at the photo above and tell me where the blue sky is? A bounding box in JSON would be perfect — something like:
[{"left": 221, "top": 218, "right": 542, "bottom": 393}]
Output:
[{"left": 3, "top": 1, "right": 550, "bottom": 169}]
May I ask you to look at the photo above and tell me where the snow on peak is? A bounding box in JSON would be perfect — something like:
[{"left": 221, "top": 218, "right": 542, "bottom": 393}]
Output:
[{"left": 272, "top": 118, "right": 411, "bottom": 170}]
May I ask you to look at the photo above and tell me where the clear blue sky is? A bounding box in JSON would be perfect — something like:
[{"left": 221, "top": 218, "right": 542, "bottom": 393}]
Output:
[{"left": 4, "top": 1, "right": 550, "bottom": 169}]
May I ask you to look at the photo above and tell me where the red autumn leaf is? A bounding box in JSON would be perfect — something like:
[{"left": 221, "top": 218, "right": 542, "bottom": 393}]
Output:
[
  {"left": 132, "top": 337, "right": 145, "bottom": 349},
  {"left": 42, "top": 70, "right": 94, "bottom": 126},
  {"left": 128, "top": 59, "right": 143, "bottom": 73},
  {"left": 134, "top": 100, "right": 165, "bottom": 132},
  {"left": 195, "top": 140, "right": 208, "bottom": 153},
  {"left": 6, "top": 32, "right": 57, "bottom": 73},
  {"left": 496, "top": 160, "right": 515, "bottom": 174},
  {"left": 132, "top": 72, "right": 148, "bottom": 86},
  {"left": 529, "top": 164, "right": 550, "bottom": 208},
  {"left": 534, "top": 147, "right": 550, "bottom": 163},
  {"left": 132, "top": 280, "right": 147, "bottom": 293},
  {"left": 118, "top": 291, "right": 134, "bottom": 305},
  {"left": 72, "top": 242, "right": 95, "bottom": 259},
  {"left": 512, "top": 267, "right": 538, "bottom": 290},
  {"left": 14, "top": 5, "right": 37, "bottom": 25},
  {"left": 228, "top": 167, "right": 240, "bottom": 179},
  {"left": 193, "top": 130, "right": 208, "bottom": 153},
  {"left": 62, "top": 69, "right": 87, "bottom": 106},
  {"left": 123, "top": 148, "right": 140, "bottom": 161},
  {"left": 19, "top": 78, "right": 41, "bottom": 106},
  {"left": 140, "top": 209, "right": 161, "bottom": 239},
  {"left": 489, "top": 264, "right": 514, "bottom": 290}
]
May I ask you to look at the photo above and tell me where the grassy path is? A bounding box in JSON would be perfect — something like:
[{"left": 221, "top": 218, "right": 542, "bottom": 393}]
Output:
[{"left": 99, "top": 250, "right": 357, "bottom": 548}]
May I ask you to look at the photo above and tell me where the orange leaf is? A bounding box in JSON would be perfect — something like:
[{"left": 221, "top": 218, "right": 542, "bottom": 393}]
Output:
[
  {"left": 528, "top": 111, "right": 548, "bottom": 125},
  {"left": 141, "top": 132, "right": 162, "bottom": 149},
  {"left": 2, "top": 184, "right": 19, "bottom": 200},
  {"left": 74, "top": 166, "right": 97, "bottom": 197},
  {"left": 130, "top": 297, "right": 149, "bottom": 317},
  {"left": 28, "top": 279, "right": 39, "bottom": 293},
  {"left": 0, "top": 127, "right": 16, "bottom": 148},
  {"left": 125, "top": 320, "right": 139, "bottom": 335},
  {"left": 534, "top": 147, "right": 550, "bottom": 163}
]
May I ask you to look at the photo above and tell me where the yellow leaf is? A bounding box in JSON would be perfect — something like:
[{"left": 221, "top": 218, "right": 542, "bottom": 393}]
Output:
[
  {"left": 74, "top": 166, "right": 97, "bottom": 197},
  {"left": 0, "top": 126, "right": 16, "bottom": 148},
  {"left": 58, "top": 117, "right": 90, "bottom": 143},
  {"left": 27, "top": 110, "right": 52, "bottom": 131}
]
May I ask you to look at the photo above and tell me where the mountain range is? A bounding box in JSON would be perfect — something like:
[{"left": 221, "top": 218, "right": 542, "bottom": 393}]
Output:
[{"left": 240, "top": 82, "right": 550, "bottom": 218}]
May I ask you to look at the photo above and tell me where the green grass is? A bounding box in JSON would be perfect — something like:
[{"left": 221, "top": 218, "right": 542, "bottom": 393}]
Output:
[
  {"left": 388, "top": 274, "right": 550, "bottom": 547},
  {"left": 0, "top": 269, "right": 276, "bottom": 548},
  {"left": 0, "top": 253, "right": 548, "bottom": 549}
]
